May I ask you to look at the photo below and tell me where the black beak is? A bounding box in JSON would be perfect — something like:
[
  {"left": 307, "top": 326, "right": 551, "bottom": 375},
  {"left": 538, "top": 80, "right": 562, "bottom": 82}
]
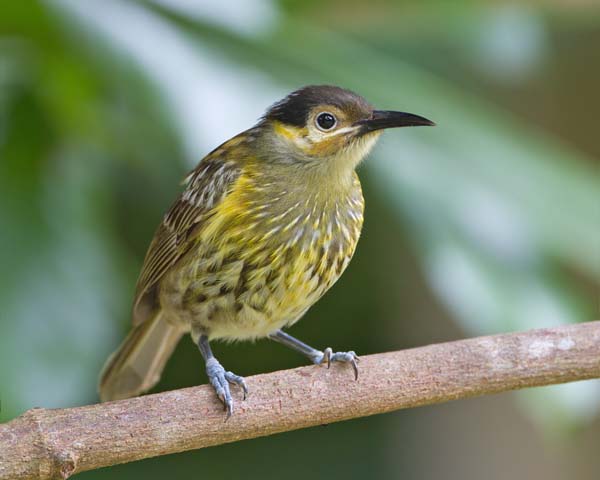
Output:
[{"left": 357, "top": 110, "right": 435, "bottom": 133}]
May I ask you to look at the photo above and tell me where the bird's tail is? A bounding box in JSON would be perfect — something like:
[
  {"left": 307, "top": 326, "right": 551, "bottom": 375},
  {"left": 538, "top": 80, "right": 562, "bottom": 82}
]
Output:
[{"left": 98, "top": 312, "right": 184, "bottom": 402}]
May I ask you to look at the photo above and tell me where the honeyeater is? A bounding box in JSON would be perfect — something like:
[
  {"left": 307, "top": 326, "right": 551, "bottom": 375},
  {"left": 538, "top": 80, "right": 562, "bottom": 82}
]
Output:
[{"left": 99, "top": 85, "right": 434, "bottom": 415}]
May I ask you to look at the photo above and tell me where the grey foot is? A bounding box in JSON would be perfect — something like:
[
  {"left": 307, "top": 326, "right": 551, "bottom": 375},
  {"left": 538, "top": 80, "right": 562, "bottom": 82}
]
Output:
[
  {"left": 311, "top": 348, "right": 359, "bottom": 380},
  {"left": 205, "top": 358, "right": 248, "bottom": 418}
]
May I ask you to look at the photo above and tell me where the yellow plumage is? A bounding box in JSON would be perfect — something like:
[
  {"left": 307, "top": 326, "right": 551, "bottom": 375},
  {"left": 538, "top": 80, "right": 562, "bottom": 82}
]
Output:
[{"left": 160, "top": 155, "right": 364, "bottom": 341}]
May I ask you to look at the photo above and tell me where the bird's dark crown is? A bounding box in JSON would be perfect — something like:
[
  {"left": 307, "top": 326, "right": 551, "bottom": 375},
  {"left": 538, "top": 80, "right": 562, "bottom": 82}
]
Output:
[{"left": 265, "top": 85, "right": 373, "bottom": 127}]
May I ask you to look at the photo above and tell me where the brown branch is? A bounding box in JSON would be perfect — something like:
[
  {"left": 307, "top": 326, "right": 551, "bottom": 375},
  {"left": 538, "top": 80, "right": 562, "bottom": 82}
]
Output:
[{"left": 2, "top": 321, "right": 600, "bottom": 479}]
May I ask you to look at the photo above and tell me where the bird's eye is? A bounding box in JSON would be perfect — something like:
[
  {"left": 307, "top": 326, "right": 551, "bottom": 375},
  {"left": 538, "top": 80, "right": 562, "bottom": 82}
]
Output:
[{"left": 316, "top": 112, "right": 337, "bottom": 131}]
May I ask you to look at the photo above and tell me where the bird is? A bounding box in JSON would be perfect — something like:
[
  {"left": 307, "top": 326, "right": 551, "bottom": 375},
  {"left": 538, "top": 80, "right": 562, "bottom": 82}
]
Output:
[{"left": 99, "top": 85, "right": 434, "bottom": 416}]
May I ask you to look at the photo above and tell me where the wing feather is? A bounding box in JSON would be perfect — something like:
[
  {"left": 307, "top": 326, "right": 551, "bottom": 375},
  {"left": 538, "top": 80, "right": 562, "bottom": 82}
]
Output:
[{"left": 132, "top": 152, "right": 242, "bottom": 326}]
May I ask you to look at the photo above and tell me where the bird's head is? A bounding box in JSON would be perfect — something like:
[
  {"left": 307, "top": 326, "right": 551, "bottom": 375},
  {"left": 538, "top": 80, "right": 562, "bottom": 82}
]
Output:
[{"left": 260, "top": 85, "right": 434, "bottom": 171}]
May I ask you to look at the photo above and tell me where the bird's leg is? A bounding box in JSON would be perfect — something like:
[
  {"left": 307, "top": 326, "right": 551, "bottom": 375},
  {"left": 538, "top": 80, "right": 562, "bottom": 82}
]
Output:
[
  {"left": 268, "top": 329, "right": 359, "bottom": 380},
  {"left": 197, "top": 335, "right": 248, "bottom": 418}
]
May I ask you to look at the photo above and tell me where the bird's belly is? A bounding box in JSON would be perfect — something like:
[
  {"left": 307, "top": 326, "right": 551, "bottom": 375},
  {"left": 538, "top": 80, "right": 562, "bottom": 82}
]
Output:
[{"left": 159, "top": 231, "right": 355, "bottom": 341}]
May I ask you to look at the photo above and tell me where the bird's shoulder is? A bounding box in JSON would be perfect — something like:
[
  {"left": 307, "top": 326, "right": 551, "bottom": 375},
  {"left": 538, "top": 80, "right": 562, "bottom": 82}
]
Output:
[{"left": 132, "top": 131, "right": 256, "bottom": 325}]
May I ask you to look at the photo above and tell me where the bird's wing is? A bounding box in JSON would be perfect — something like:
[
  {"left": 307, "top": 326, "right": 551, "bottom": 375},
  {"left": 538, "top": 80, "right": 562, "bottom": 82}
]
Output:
[{"left": 132, "top": 149, "right": 243, "bottom": 326}]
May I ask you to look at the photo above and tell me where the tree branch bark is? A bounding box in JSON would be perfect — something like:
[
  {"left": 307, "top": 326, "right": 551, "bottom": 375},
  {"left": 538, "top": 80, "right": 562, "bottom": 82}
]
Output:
[{"left": 2, "top": 321, "right": 599, "bottom": 479}]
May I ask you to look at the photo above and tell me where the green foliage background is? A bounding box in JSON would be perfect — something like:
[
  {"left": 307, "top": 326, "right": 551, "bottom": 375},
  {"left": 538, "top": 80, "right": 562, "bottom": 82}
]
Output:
[{"left": 1, "top": 1, "right": 598, "bottom": 478}]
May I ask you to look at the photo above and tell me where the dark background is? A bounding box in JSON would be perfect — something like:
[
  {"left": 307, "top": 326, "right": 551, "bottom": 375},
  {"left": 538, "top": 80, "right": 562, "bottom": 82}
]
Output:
[{"left": 1, "top": 1, "right": 599, "bottom": 478}]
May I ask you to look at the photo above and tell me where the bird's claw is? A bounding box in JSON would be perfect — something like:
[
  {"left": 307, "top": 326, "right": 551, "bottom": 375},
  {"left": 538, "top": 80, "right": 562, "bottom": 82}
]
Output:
[
  {"left": 205, "top": 358, "right": 248, "bottom": 419},
  {"left": 315, "top": 348, "right": 359, "bottom": 380}
]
